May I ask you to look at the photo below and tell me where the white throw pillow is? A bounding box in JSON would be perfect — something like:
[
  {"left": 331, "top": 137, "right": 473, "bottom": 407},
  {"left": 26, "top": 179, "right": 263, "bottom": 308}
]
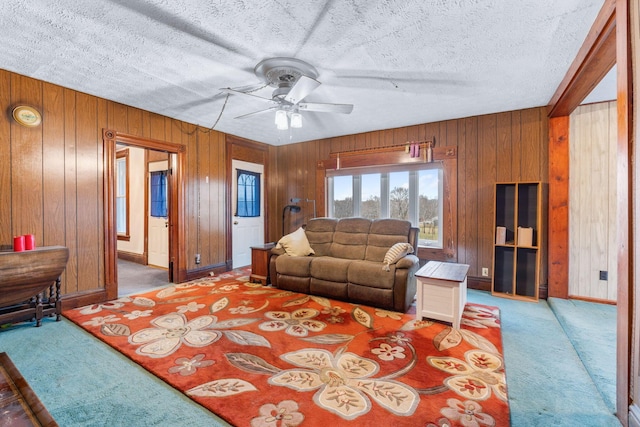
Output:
[
  {"left": 276, "top": 227, "right": 315, "bottom": 257},
  {"left": 382, "top": 242, "right": 413, "bottom": 271}
]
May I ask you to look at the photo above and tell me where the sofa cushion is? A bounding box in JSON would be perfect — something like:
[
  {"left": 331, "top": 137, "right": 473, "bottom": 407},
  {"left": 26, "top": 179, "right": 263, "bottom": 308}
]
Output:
[
  {"left": 275, "top": 255, "right": 314, "bottom": 277},
  {"left": 310, "top": 256, "right": 352, "bottom": 282},
  {"left": 365, "top": 219, "right": 413, "bottom": 262},
  {"left": 348, "top": 283, "right": 394, "bottom": 310},
  {"left": 304, "top": 218, "right": 337, "bottom": 257},
  {"left": 310, "top": 278, "right": 348, "bottom": 300},
  {"left": 276, "top": 227, "right": 315, "bottom": 257},
  {"left": 348, "top": 260, "right": 396, "bottom": 289},
  {"left": 275, "top": 275, "right": 311, "bottom": 294},
  {"left": 329, "top": 217, "right": 371, "bottom": 260}
]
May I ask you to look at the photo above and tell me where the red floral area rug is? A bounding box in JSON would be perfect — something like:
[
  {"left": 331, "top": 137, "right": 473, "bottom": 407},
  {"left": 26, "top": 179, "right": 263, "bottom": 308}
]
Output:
[{"left": 63, "top": 269, "right": 510, "bottom": 427}]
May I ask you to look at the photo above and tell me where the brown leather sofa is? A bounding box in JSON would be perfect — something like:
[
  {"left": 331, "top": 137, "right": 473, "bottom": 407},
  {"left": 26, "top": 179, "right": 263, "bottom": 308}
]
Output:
[{"left": 269, "top": 217, "right": 419, "bottom": 312}]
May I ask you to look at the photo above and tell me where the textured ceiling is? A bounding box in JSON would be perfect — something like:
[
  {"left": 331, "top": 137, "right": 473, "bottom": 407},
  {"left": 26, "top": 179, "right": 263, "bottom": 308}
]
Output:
[{"left": 0, "top": 0, "right": 610, "bottom": 146}]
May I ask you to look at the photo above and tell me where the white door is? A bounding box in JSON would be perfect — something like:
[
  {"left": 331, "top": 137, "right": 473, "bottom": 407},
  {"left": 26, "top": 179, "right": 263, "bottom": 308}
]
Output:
[
  {"left": 148, "top": 160, "right": 169, "bottom": 268},
  {"left": 232, "top": 160, "right": 265, "bottom": 268}
]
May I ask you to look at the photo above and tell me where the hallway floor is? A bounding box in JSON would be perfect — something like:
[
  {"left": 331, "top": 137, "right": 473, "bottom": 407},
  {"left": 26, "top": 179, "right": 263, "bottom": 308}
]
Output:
[{"left": 117, "top": 259, "right": 171, "bottom": 296}]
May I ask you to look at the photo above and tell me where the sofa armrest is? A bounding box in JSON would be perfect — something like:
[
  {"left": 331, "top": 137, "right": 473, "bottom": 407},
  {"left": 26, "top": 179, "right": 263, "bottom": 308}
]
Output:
[
  {"left": 392, "top": 254, "right": 419, "bottom": 312},
  {"left": 268, "top": 247, "right": 286, "bottom": 287},
  {"left": 396, "top": 254, "right": 419, "bottom": 269},
  {"left": 270, "top": 247, "right": 286, "bottom": 257}
]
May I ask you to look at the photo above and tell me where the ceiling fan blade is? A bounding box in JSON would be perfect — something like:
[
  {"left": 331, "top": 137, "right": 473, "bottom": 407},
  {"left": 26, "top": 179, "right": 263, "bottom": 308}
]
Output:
[
  {"left": 298, "top": 102, "right": 354, "bottom": 114},
  {"left": 234, "top": 106, "right": 279, "bottom": 120},
  {"left": 284, "top": 75, "right": 321, "bottom": 104},
  {"left": 220, "top": 87, "right": 277, "bottom": 105}
]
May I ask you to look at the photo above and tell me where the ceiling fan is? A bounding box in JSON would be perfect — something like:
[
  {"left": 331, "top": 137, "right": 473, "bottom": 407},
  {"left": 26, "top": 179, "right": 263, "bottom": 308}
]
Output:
[{"left": 220, "top": 57, "right": 354, "bottom": 127}]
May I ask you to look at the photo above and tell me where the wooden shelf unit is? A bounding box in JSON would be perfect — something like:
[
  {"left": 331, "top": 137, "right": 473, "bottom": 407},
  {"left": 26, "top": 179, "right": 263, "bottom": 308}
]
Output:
[{"left": 492, "top": 182, "right": 542, "bottom": 301}]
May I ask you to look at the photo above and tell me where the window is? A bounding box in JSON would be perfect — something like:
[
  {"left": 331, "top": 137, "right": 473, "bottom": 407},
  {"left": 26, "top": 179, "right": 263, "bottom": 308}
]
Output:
[
  {"left": 236, "top": 169, "right": 261, "bottom": 217},
  {"left": 116, "top": 149, "right": 129, "bottom": 239},
  {"left": 150, "top": 171, "right": 168, "bottom": 217},
  {"left": 328, "top": 164, "right": 443, "bottom": 248}
]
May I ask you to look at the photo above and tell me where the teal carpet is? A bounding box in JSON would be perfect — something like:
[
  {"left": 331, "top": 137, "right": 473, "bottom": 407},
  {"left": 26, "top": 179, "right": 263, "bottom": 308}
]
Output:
[
  {"left": 548, "top": 297, "right": 617, "bottom": 413},
  {"left": 0, "top": 291, "right": 620, "bottom": 426},
  {"left": 467, "top": 291, "right": 619, "bottom": 426},
  {"left": 0, "top": 319, "right": 231, "bottom": 427}
]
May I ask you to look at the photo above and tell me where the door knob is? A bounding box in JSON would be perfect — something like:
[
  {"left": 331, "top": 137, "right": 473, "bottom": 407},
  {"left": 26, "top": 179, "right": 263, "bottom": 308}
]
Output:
[{"left": 233, "top": 221, "right": 239, "bottom": 225}]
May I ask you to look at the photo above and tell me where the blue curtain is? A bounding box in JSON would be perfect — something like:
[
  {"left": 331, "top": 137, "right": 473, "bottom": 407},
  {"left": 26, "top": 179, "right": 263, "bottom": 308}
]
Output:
[
  {"left": 150, "top": 171, "right": 168, "bottom": 217},
  {"left": 236, "top": 169, "right": 260, "bottom": 217}
]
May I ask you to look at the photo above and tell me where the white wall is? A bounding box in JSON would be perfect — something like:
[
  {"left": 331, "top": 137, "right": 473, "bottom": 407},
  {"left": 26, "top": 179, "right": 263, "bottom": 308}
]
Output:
[{"left": 116, "top": 146, "right": 145, "bottom": 255}]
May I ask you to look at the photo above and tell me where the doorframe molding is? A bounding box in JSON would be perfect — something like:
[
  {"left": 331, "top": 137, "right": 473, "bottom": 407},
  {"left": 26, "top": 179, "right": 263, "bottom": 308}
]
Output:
[{"left": 103, "top": 129, "right": 187, "bottom": 299}]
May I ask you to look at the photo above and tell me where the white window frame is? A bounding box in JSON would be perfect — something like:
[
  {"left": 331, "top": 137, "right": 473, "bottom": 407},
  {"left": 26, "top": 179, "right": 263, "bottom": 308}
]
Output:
[
  {"left": 327, "top": 163, "right": 443, "bottom": 248},
  {"left": 116, "top": 149, "right": 129, "bottom": 240}
]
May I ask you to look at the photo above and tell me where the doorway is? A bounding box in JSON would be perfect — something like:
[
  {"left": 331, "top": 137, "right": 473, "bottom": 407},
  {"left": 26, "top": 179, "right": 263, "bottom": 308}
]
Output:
[
  {"left": 114, "top": 146, "right": 171, "bottom": 295},
  {"left": 103, "top": 129, "right": 187, "bottom": 300},
  {"left": 231, "top": 160, "right": 265, "bottom": 268}
]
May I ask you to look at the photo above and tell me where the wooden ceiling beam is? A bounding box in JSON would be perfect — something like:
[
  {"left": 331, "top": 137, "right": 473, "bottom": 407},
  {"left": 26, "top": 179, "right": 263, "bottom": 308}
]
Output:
[{"left": 547, "top": 0, "right": 617, "bottom": 117}]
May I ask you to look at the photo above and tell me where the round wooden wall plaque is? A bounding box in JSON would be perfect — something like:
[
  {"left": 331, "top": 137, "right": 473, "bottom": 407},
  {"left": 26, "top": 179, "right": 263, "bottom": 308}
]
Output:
[{"left": 12, "top": 105, "right": 42, "bottom": 127}]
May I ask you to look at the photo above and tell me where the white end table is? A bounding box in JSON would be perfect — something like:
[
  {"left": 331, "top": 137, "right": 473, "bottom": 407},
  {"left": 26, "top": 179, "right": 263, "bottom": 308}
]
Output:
[{"left": 415, "top": 261, "right": 470, "bottom": 329}]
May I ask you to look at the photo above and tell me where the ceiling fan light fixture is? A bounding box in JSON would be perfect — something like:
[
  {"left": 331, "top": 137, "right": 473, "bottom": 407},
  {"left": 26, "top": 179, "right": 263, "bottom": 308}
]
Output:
[
  {"left": 290, "top": 112, "right": 302, "bottom": 128},
  {"left": 226, "top": 58, "right": 354, "bottom": 131},
  {"left": 275, "top": 109, "right": 288, "bottom": 130}
]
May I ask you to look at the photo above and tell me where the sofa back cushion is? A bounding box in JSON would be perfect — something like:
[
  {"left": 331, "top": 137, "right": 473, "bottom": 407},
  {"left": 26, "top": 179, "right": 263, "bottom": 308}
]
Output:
[
  {"left": 304, "top": 218, "right": 337, "bottom": 256},
  {"left": 365, "top": 219, "right": 413, "bottom": 262},
  {"left": 329, "top": 218, "right": 371, "bottom": 260}
]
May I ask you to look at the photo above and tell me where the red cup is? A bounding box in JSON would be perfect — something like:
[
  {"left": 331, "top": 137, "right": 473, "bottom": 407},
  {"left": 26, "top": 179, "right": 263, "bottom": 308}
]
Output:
[
  {"left": 24, "top": 234, "right": 35, "bottom": 250},
  {"left": 13, "top": 235, "right": 25, "bottom": 252}
]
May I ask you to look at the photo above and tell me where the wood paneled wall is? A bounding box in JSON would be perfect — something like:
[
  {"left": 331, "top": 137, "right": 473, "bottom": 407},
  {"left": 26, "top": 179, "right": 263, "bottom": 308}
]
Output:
[
  {"left": 268, "top": 108, "right": 549, "bottom": 281},
  {"left": 0, "top": 67, "right": 549, "bottom": 302},
  {"left": 0, "top": 69, "right": 227, "bottom": 301},
  {"left": 569, "top": 101, "right": 617, "bottom": 302}
]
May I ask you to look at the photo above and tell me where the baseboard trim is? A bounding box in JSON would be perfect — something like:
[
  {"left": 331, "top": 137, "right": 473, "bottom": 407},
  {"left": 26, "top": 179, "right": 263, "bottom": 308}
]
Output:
[
  {"left": 61, "top": 289, "right": 108, "bottom": 310},
  {"left": 185, "top": 263, "right": 230, "bottom": 281},
  {"left": 118, "top": 250, "right": 146, "bottom": 265},
  {"left": 466, "top": 277, "right": 548, "bottom": 299},
  {"left": 567, "top": 294, "right": 617, "bottom": 305},
  {"left": 467, "top": 276, "right": 491, "bottom": 292}
]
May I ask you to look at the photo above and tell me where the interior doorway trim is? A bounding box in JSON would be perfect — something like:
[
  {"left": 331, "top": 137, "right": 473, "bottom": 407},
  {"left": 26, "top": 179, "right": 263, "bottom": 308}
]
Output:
[{"left": 103, "top": 129, "right": 187, "bottom": 299}]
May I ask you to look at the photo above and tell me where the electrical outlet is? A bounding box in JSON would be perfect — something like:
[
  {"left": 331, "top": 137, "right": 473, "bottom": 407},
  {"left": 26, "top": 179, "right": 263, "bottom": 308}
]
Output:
[
  {"left": 195, "top": 254, "right": 201, "bottom": 264},
  {"left": 482, "top": 267, "right": 489, "bottom": 277}
]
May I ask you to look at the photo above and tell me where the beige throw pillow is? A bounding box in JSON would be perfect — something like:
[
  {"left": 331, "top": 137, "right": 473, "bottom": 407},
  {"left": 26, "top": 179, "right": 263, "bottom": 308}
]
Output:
[
  {"left": 382, "top": 242, "right": 413, "bottom": 271},
  {"left": 276, "top": 227, "right": 315, "bottom": 257}
]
